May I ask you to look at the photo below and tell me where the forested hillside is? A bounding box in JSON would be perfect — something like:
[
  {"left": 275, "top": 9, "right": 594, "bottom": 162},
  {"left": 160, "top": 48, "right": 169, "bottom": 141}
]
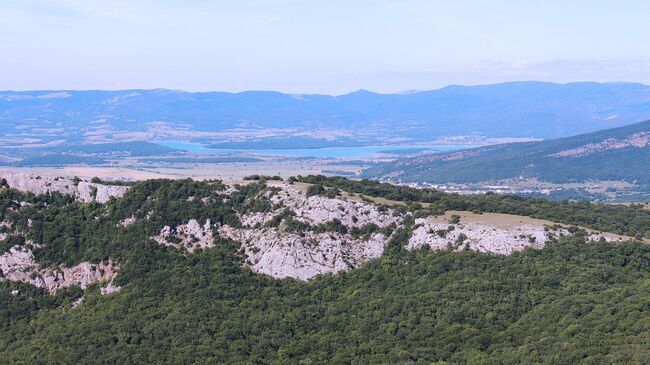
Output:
[
  {"left": 365, "top": 119, "right": 650, "bottom": 190},
  {"left": 1, "top": 176, "right": 649, "bottom": 364}
]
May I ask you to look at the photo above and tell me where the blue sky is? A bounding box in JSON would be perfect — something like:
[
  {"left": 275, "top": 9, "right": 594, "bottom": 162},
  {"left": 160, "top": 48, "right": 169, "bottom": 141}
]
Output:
[{"left": 2, "top": 0, "right": 650, "bottom": 94}]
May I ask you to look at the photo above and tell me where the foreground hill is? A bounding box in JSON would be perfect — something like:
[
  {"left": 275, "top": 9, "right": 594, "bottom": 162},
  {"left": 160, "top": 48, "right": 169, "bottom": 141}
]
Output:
[
  {"left": 3, "top": 82, "right": 650, "bottom": 150},
  {"left": 365, "top": 119, "right": 650, "bottom": 190},
  {"left": 1, "top": 175, "right": 650, "bottom": 363}
]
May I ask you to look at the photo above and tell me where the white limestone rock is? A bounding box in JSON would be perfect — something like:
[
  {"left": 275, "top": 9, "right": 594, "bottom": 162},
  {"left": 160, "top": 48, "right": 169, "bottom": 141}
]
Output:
[
  {"left": 0, "top": 221, "right": 12, "bottom": 241},
  {"left": 153, "top": 183, "right": 636, "bottom": 282},
  {"left": 268, "top": 184, "right": 401, "bottom": 228},
  {"left": 0, "top": 245, "right": 118, "bottom": 294},
  {"left": 404, "top": 214, "right": 621, "bottom": 255},
  {"left": 72, "top": 297, "right": 84, "bottom": 308},
  {"left": 240, "top": 212, "right": 276, "bottom": 227},
  {"left": 119, "top": 215, "right": 136, "bottom": 227},
  {"left": 219, "top": 224, "right": 388, "bottom": 280},
  {"left": 586, "top": 233, "right": 626, "bottom": 242},
  {"left": 153, "top": 219, "right": 215, "bottom": 252},
  {"left": 100, "top": 281, "right": 122, "bottom": 295},
  {"left": 1, "top": 174, "right": 129, "bottom": 203},
  {"left": 407, "top": 221, "right": 549, "bottom": 255}
]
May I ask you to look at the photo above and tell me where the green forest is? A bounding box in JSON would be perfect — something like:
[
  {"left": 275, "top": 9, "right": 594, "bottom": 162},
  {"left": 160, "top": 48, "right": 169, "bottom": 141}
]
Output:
[
  {"left": 364, "top": 119, "right": 650, "bottom": 195},
  {"left": 1, "top": 177, "right": 649, "bottom": 364}
]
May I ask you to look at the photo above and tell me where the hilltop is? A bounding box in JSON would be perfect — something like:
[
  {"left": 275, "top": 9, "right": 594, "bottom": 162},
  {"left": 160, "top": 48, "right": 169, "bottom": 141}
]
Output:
[{"left": 1, "top": 174, "right": 650, "bottom": 363}]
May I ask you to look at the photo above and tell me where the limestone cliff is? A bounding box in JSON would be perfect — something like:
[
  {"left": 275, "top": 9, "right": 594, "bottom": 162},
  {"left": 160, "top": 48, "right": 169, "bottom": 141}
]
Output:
[{"left": 1, "top": 174, "right": 129, "bottom": 203}]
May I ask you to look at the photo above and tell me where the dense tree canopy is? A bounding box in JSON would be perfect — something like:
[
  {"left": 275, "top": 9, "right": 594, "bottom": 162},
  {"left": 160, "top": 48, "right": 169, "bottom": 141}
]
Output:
[{"left": 1, "top": 177, "right": 649, "bottom": 364}]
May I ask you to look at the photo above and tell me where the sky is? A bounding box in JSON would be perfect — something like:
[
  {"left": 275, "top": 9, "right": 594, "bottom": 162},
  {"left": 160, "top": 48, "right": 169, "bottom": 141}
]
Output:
[{"left": 2, "top": 0, "right": 650, "bottom": 94}]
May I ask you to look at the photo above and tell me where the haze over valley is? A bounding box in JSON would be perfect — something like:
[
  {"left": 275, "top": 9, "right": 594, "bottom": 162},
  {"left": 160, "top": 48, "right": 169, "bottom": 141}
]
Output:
[{"left": 3, "top": 81, "right": 650, "bottom": 200}]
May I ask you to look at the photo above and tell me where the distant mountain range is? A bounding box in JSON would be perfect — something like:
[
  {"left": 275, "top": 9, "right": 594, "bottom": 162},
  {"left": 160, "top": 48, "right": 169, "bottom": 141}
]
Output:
[
  {"left": 364, "top": 119, "right": 650, "bottom": 189},
  {"left": 3, "top": 81, "right": 650, "bottom": 148}
]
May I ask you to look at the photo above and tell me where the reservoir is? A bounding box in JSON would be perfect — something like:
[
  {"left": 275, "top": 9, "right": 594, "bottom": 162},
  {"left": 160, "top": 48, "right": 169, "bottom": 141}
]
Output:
[{"left": 156, "top": 141, "right": 473, "bottom": 158}]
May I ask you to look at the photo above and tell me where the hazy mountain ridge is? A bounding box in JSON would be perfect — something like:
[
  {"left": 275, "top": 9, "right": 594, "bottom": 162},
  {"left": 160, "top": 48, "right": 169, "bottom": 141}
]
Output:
[
  {"left": 3, "top": 82, "right": 650, "bottom": 149},
  {"left": 0, "top": 141, "right": 181, "bottom": 167}
]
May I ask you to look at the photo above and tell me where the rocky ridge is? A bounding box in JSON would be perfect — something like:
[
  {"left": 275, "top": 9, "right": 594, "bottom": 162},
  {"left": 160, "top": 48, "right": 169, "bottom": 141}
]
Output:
[
  {"left": 153, "top": 182, "right": 631, "bottom": 281},
  {"left": 267, "top": 184, "right": 401, "bottom": 228},
  {"left": 1, "top": 174, "right": 129, "bottom": 203},
  {"left": 0, "top": 174, "right": 123, "bottom": 295},
  {"left": 151, "top": 183, "right": 399, "bottom": 280},
  {"left": 1, "top": 177, "right": 641, "bottom": 287},
  {"left": 408, "top": 218, "right": 552, "bottom": 254}
]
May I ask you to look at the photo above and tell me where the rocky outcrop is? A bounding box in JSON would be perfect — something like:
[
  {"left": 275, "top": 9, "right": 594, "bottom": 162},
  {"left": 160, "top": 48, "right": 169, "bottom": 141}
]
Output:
[
  {"left": 0, "top": 221, "right": 11, "bottom": 241},
  {"left": 1, "top": 174, "right": 129, "bottom": 203},
  {"left": 2, "top": 176, "right": 639, "bottom": 293},
  {"left": 153, "top": 219, "right": 215, "bottom": 252},
  {"left": 585, "top": 232, "right": 626, "bottom": 242},
  {"left": 407, "top": 218, "right": 551, "bottom": 254},
  {"left": 406, "top": 213, "right": 627, "bottom": 255},
  {"left": 219, "top": 225, "right": 388, "bottom": 280},
  {"left": 550, "top": 131, "right": 650, "bottom": 158},
  {"left": 151, "top": 183, "right": 399, "bottom": 280},
  {"left": 100, "top": 281, "right": 122, "bottom": 295},
  {"left": 154, "top": 182, "right": 637, "bottom": 281},
  {"left": 214, "top": 183, "right": 400, "bottom": 280},
  {"left": 295, "top": 195, "right": 400, "bottom": 228},
  {"left": 119, "top": 215, "right": 136, "bottom": 227},
  {"left": 268, "top": 184, "right": 401, "bottom": 228},
  {"left": 240, "top": 212, "right": 276, "bottom": 227},
  {"left": 0, "top": 245, "right": 118, "bottom": 294}
]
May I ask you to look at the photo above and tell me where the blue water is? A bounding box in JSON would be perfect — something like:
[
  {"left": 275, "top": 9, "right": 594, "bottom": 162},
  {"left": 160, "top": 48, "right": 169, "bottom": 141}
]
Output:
[{"left": 156, "top": 140, "right": 472, "bottom": 158}]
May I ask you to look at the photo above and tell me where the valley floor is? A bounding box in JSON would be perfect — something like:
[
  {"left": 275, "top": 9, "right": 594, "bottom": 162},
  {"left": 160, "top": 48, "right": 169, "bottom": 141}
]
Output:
[{"left": 0, "top": 159, "right": 363, "bottom": 182}]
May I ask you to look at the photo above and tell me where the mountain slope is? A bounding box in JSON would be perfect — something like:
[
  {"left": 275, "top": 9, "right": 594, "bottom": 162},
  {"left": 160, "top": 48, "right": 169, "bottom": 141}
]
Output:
[
  {"left": 1, "top": 176, "right": 650, "bottom": 363},
  {"left": 364, "top": 119, "right": 650, "bottom": 188},
  {"left": 3, "top": 82, "right": 650, "bottom": 148}
]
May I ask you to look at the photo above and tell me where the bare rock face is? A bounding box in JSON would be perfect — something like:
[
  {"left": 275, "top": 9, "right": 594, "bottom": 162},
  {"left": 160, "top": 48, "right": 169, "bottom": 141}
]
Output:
[
  {"left": 406, "top": 213, "right": 627, "bottom": 255},
  {"left": 214, "top": 183, "right": 399, "bottom": 280},
  {"left": 268, "top": 184, "right": 401, "bottom": 228},
  {"left": 119, "top": 215, "right": 137, "bottom": 227},
  {"left": 240, "top": 212, "right": 276, "bottom": 227},
  {"left": 155, "top": 182, "right": 637, "bottom": 281},
  {"left": 153, "top": 219, "right": 214, "bottom": 252},
  {"left": 294, "top": 195, "right": 400, "bottom": 228},
  {"left": 1, "top": 174, "right": 129, "bottom": 203},
  {"left": 219, "top": 225, "right": 388, "bottom": 280},
  {"left": 77, "top": 181, "right": 129, "bottom": 203},
  {"left": 0, "top": 245, "right": 118, "bottom": 294},
  {"left": 0, "top": 221, "right": 11, "bottom": 241},
  {"left": 407, "top": 218, "right": 550, "bottom": 255},
  {"left": 152, "top": 183, "right": 398, "bottom": 280},
  {"left": 585, "top": 233, "right": 626, "bottom": 242},
  {"left": 100, "top": 281, "right": 122, "bottom": 295}
]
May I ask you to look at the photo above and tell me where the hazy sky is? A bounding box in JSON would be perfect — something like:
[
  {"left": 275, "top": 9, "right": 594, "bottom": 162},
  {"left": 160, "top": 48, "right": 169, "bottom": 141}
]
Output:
[{"left": 2, "top": 0, "right": 650, "bottom": 94}]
